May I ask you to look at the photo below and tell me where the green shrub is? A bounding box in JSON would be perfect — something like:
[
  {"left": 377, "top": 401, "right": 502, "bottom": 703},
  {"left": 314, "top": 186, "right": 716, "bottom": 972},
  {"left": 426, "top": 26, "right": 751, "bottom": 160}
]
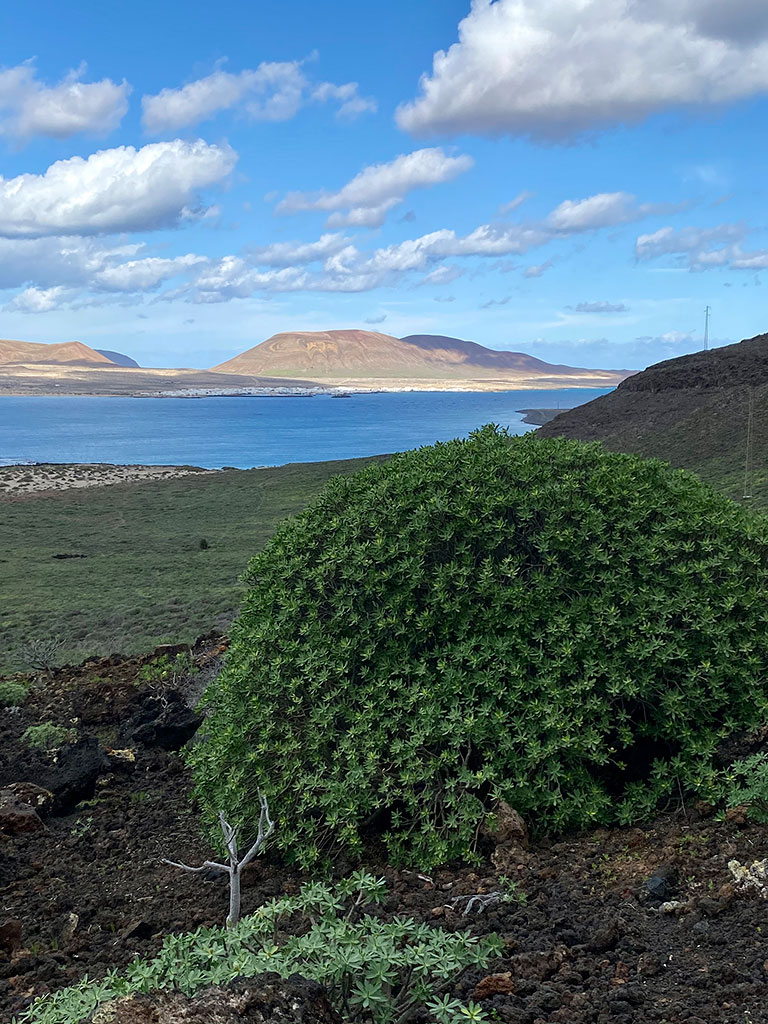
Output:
[
  {"left": 0, "top": 679, "right": 28, "bottom": 707},
  {"left": 22, "top": 722, "right": 76, "bottom": 751},
  {"left": 724, "top": 753, "right": 768, "bottom": 822},
  {"left": 14, "top": 873, "right": 501, "bottom": 1024},
  {"left": 189, "top": 427, "right": 768, "bottom": 868}
]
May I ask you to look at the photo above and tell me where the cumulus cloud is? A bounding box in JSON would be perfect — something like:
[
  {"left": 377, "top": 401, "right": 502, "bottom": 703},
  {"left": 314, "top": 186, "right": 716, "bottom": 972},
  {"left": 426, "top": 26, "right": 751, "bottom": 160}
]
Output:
[
  {"left": 364, "top": 313, "right": 387, "bottom": 324},
  {"left": 245, "top": 233, "right": 352, "bottom": 267},
  {"left": 93, "top": 255, "right": 206, "bottom": 291},
  {"left": 276, "top": 148, "right": 474, "bottom": 226},
  {"left": 0, "top": 184, "right": 676, "bottom": 307},
  {"left": 570, "top": 301, "right": 629, "bottom": 313},
  {"left": 0, "top": 61, "right": 130, "bottom": 141},
  {"left": 4, "top": 285, "right": 73, "bottom": 312},
  {"left": 547, "top": 192, "right": 669, "bottom": 232},
  {"left": 0, "top": 140, "right": 236, "bottom": 238},
  {"left": 634, "top": 222, "right": 768, "bottom": 270},
  {"left": 142, "top": 62, "right": 375, "bottom": 133},
  {"left": 396, "top": 0, "right": 768, "bottom": 140}
]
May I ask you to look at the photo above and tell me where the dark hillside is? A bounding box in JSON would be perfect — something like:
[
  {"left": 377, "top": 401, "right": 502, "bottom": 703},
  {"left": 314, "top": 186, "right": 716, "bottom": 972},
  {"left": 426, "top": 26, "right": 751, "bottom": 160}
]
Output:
[{"left": 539, "top": 332, "right": 768, "bottom": 504}]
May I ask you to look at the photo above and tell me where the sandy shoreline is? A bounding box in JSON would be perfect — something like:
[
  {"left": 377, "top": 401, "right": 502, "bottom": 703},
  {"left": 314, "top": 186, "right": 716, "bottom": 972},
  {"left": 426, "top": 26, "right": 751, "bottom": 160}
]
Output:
[
  {"left": 0, "top": 462, "right": 215, "bottom": 498},
  {"left": 0, "top": 362, "right": 627, "bottom": 397}
]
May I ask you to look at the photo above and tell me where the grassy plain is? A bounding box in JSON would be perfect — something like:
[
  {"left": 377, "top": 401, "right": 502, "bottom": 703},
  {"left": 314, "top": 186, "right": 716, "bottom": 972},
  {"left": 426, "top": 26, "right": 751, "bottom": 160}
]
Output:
[
  {"left": 3, "top": 439, "right": 765, "bottom": 674},
  {"left": 0, "top": 456, "right": 388, "bottom": 671}
]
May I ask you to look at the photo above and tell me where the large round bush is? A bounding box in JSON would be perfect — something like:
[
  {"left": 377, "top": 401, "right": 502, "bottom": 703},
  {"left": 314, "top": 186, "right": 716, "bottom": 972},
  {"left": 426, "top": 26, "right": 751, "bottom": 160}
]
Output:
[{"left": 190, "top": 427, "right": 768, "bottom": 867}]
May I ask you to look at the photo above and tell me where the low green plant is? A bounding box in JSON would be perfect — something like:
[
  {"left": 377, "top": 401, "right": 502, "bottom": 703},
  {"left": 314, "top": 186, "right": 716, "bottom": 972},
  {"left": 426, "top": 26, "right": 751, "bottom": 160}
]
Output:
[
  {"left": 14, "top": 873, "right": 502, "bottom": 1024},
  {"left": 189, "top": 427, "right": 768, "bottom": 868},
  {"left": 138, "top": 651, "right": 198, "bottom": 685},
  {"left": 22, "top": 722, "right": 76, "bottom": 751},
  {"left": 723, "top": 753, "right": 768, "bottom": 822},
  {"left": 0, "top": 679, "right": 28, "bottom": 707}
]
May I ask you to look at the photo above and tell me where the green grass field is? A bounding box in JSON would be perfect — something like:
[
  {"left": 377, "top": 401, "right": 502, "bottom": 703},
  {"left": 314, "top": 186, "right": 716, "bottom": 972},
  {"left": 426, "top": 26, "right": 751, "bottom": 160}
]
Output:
[
  {"left": 0, "top": 456, "right": 388, "bottom": 672},
  {"left": 2, "top": 442, "right": 764, "bottom": 675}
]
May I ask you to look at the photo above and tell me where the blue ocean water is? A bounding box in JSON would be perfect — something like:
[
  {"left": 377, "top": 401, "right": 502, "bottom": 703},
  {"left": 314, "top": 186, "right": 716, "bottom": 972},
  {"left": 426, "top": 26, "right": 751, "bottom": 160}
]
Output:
[{"left": 0, "top": 390, "right": 608, "bottom": 468}]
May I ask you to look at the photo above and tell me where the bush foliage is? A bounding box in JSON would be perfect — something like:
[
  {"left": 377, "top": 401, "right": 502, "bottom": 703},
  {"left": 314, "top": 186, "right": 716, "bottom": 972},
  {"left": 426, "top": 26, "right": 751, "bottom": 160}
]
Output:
[
  {"left": 15, "top": 873, "right": 501, "bottom": 1024},
  {"left": 189, "top": 427, "right": 768, "bottom": 868}
]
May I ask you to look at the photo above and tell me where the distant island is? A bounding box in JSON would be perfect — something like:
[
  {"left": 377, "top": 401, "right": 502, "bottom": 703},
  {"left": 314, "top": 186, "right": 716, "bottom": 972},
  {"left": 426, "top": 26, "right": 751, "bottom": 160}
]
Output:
[{"left": 0, "top": 330, "right": 633, "bottom": 397}]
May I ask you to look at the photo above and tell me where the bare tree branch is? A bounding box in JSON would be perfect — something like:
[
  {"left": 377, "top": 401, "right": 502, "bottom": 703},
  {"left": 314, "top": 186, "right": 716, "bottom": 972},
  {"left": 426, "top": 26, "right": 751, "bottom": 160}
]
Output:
[{"left": 162, "top": 789, "right": 275, "bottom": 928}]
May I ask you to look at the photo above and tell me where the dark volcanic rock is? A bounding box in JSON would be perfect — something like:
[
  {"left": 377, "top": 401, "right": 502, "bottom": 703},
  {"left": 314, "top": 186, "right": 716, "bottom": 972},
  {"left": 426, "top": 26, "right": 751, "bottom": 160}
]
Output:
[
  {"left": 37, "top": 738, "right": 111, "bottom": 813},
  {"left": 0, "top": 790, "right": 44, "bottom": 835},
  {"left": 118, "top": 690, "right": 202, "bottom": 750},
  {"left": 86, "top": 975, "right": 341, "bottom": 1023},
  {"left": 0, "top": 919, "right": 22, "bottom": 957}
]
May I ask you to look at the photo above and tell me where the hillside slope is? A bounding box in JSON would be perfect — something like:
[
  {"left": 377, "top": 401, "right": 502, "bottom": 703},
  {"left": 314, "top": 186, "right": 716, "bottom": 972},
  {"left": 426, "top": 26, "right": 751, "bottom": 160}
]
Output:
[
  {"left": 0, "top": 338, "right": 113, "bottom": 366},
  {"left": 213, "top": 329, "right": 629, "bottom": 385},
  {"left": 95, "top": 348, "right": 140, "bottom": 367},
  {"left": 539, "top": 331, "right": 768, "bottom": 503}
]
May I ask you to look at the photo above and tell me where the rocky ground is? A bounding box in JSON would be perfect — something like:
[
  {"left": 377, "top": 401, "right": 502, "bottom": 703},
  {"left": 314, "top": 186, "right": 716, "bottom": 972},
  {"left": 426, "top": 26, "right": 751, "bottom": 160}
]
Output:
[
  {"left": 2, "top": 641, "right": 768, "bottom": 1023},
  {"left": 0, "top": 463, "right": 213, "bottom": 498}
]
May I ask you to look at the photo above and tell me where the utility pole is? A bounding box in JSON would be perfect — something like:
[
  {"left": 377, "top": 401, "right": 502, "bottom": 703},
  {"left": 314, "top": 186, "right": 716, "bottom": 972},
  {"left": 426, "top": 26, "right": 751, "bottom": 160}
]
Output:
[{"left": 703, "top": 305, "right": 711, "bottom": 350}]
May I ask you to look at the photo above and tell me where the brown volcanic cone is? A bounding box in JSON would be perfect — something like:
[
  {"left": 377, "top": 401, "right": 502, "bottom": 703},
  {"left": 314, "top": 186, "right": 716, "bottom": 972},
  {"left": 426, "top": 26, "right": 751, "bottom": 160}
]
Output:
[
  {"left": 212, "top": 329, "right": 628, "bottom": 382},
  {"left": 0, "top": 339, "right": 114, "bottom": 366},
  {"left": 213, "top": 330, "right": 434, "bottom": 375}
]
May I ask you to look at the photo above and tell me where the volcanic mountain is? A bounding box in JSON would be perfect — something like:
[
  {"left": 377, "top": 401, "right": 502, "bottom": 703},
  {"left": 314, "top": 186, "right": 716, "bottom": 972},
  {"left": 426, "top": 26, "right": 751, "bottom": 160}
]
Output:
[
  {"left": 0, "top": 338, "right": 114, "bottom": 366},
  {"left": 538, "top": 330, "right": 768, "bottom": 502},
  {"left": 212, "top": 330, "right": 629, "bottom": 385}
]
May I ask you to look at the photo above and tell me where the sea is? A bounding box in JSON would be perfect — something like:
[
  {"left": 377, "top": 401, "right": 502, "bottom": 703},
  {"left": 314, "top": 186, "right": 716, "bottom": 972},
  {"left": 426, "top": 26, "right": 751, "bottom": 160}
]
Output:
[{"left": 0, "top": 389, "right": 609, "bottom": 469}]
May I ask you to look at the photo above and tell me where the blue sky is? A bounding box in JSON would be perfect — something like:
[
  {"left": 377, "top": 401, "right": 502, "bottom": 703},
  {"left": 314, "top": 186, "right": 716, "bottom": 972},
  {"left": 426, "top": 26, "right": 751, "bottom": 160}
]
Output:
[{"left": 1, "top": 0, "right": 767, "bottom": 370}]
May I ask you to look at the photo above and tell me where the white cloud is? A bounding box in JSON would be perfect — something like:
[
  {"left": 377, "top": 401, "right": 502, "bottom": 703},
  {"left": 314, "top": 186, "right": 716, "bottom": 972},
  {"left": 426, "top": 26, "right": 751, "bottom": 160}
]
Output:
[
  {"left": 276, "top": 148, "right": 474, "bottom": 226},
  {"left": 731, "top": 251, "right": 768, "bottom": 270},
  {"left": 93, "top": 255, "right": 206, "bottom": 291},
  {"left": 635, "top": 224, "right": 745, "bottom": 260},
  {"left": 633, "top": 223, "right": 768, "bottom": 270},
  {"left": 246, "top": 233, "right": 353, "bottom": 267},
  {"left": 0, "top": 140, "right": 236, "bottom": 238},
  {"left": 547, "top": 192, "right": 666, "bottom": 232},
  {"left": 142, "top": 62, "right": 376, "bottom": 134},
  {"left": 0, "top": 61, "right": 130, "bottom": 140},
  {"left": 4, "top": 285, "right": 73, "bottom": 312},
  {"left": 311, "top": 81, "right": 377, "bottom": 119},
  {"left": 419, "top": 264, "right": 463, "bottom": 286},
  {"left": 325, "top": 200, "right": 402, "bottom": 229},
  {"left": 397, "top": 0, "right": 768, "bottom": 140}
]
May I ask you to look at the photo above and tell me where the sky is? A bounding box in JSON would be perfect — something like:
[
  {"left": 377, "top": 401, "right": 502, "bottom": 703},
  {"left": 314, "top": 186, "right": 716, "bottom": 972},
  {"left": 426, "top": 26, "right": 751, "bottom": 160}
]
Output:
[{"left": 1, "top": 0, "right": 767, "bottom": 371}]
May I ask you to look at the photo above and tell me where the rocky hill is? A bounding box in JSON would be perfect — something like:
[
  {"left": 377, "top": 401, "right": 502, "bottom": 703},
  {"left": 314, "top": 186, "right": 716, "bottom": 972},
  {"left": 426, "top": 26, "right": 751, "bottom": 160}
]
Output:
[
  {"left": 95, "top": 348, "right": 140, "bottom": 367},
  {"left": 0, "top": 338, "right": 113, "bottom": 366},
  {"left": 212, "top": 329, "right": 629, "bottom": 386},
  {"left": 539, "top": 331, "right": 768, "bottom": 503}
]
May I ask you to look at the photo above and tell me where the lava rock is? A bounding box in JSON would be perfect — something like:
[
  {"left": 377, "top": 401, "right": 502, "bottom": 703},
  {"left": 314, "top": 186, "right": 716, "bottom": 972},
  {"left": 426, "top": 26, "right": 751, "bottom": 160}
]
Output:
[
  {"left": 118, "top": 690, "right": 202, "bottom": 751},
  {"left": 36, "top": 737, "right": 112, "bottom": 813},
  {"left": 0, "top": 790, "right": 44, "bottom": 835},
  {"left": 0, "top": 919, "right": 22, "bottom": 956},
  {"left": 643, "top": 865, "right": 678, "bottom": 902},
  {"left": 87, "top": 974, "right": 341, "bottom": 1023},
  {"left": 3, "top": 782, "right": 54, "bottom": 813}
]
